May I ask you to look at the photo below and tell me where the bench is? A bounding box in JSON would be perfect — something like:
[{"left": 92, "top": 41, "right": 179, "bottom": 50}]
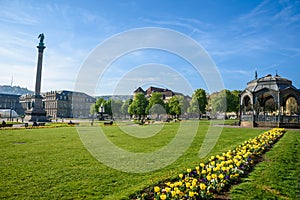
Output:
[
  {"left": 68, "top": 122, "right": 80, "bottom": 126},
  {"left": 0, "top": 123, "right": 13, "bottom": 128},
  {"left": 104, "top": 121, "right": 113, "bottom": 126}
]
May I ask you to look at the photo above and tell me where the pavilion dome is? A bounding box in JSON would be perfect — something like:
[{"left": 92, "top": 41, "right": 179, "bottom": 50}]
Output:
[{"left": 245, "top": 74, "right": 297, "bottom": 93}]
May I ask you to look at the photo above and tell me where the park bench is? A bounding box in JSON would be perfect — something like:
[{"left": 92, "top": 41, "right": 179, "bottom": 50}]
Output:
[
  {"left": 104, "top": 121, "right": 113, "bottom": 126},
  {"left": 0, "top": 123, "right": 13, "bottom": 128},
  {"left": 68, "top": 121, "right": 80, "bottom": 125}
]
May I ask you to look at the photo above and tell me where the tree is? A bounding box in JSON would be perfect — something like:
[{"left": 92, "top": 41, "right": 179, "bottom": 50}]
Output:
[
  {"left": 110, "top": 99, "right": 123, "bottom": 118},
  {"left": 168, "top": 96, "right": 181, "bottom": 119},
  {"left": 188, "top": 89, "right": 207, "bottom": 119},
  {"left": 210, "top": 90, "right": 227, "bottom": 114},
  {"left": 105, "top": 99, "right": 113, "bottom": 117},
  {"left": 90, "top": 104, "right": 97, "bottom": 115},
  {"left": 94, "top": 97, "right": 106, "bottom": 113},
  {"left": 177, "top": 95, "right": 189, "bottom": 115},
  {"left": 121, "top": 99, "right": 132, "bottom": 119},
  {"left": 229, "top": 90, "right": 241, "bottom": 116},
  {"left": 209, "top": 90, "right": 241, "bottom": 118},
  {"left": 128, "top": 93, "right": 149, "bottom": 121},
  {"left": 146, "top": 92, "right": 165, "bottom": 120}
]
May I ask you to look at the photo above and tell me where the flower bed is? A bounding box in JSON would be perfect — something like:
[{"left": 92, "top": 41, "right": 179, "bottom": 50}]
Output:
[{"left": 135, "top": 128, "right": 286, "bottom": 199}]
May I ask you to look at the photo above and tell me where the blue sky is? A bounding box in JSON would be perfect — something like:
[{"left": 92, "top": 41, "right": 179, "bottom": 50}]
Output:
[{"left": 0, "top": 0, "right": 299, "bottom": 96}]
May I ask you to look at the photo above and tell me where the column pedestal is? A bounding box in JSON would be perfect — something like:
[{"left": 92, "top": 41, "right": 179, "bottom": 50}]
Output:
[{"left": 24, "top": 95, "right": 48, "bottom": 122}]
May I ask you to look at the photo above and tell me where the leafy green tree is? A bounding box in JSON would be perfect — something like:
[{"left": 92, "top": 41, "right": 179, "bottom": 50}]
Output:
[
  {"left": 128, "top": 93, "right": 149, "bottom": 121},
  {"left": 121, "top": 99, "right": 132, "bottom": 119},
  {"left": 210, "top": 90, "right": 227, "bottom": 114},
  {"left": 146, "top": 92, "right": 165, "bottom": 120},
  {"left": 177, "top": 95, "right": 189, "bottom": 115},
  {"left": 229, "top": 90, "right": 241, "bottom": 116},
  {"left": 92, "top": 97, "right": 107, "bottom": 120},
  {"left": 90, "top": 104, "right": 97, "bottom": 115},
  {"left": 110, "top": 99, "right": 123, "bottom": 118},
  {"left": 168, "top": 96, "right": 181, "bottom": 119},
  {"left": 94, "top": 97, "right": 106, "bottom": 113},
  {"left": 210, "top": 89, "right": 241, "bottom": 117},
  {"left": 188, "top": 89, "right": 208, "bottom": 119},
  {"left": 105, "top": 99, "right": 113, "bottom": 117}
]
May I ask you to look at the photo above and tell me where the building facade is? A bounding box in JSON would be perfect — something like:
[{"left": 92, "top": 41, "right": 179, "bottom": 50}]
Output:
[
  {"left": 20, "top": 90, "right": 95, "bottom": 119},
  {"left": 0, "top": 93, "right": 24, "bottom": 115},
  {"left": 134, "top": 86, "right": 189, "bottom": 102}
]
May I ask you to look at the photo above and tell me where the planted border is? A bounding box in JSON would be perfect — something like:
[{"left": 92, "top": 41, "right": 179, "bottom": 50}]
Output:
[{"left": 133, "top": 128, "right": 286, "bottom": 199}]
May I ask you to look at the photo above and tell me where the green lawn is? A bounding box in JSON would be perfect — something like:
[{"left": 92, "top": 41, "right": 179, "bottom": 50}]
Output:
[
  {"left": 230, "top": 130, "right": 300, "bottom": 200},
  {"left": 0, "top": 121, "right": 295, "bottom": 199}
]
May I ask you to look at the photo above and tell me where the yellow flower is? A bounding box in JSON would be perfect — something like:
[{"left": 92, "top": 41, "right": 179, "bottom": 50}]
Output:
[
  {"left": 171, "top": 191, "right": 176, "bottom": 197},
  {"left": 165, "top": 187, "right": 171, "bottom": 193},
  {"left": 189, "top": 191, "right": 194, "bottom": 197},
  {"left": 200, "top": 163, "right": 205, "bottom": 167},
  {"left": 201, "top": 170, "right": 207, "bottom": 174},
  {"left": 186, "top": 182, "right": 191, "bottom": 188},
  {"left": 211, "top": 174, "right": 217, "bottom": 179},
  {"left": 206, "top": 175, "right": 212, "bottom": 181},
  {"left": 200, "top": 183, "right": 206, "bottom": 190},
  {"left": 160, "top": 194, "right": 167, "bottom": 200},
  {"left": 178, "top": 181, "right": 183, "bottom": 186},
  {"left": 192, "top": 181, "right": 197, "bottom": 187},
  {"left": 211, "top": 155, "right": 215, "bottom": 160},
  {"left": 219, "top": 174, "right": 224, "bottom": 179},
  {"left": 179, "top": 174, "right": 183, "bottom": 179},
  {"left": 154, "top": 186, "right": 160, "bottom": 193},
  {"left": 187, "top": 168, "right": 192, "bottom": 173},
  {"left": 196, "top": 166, "right": 200, "bottom": 171},
  {"left": 170, "top": 183, "right": 174, "bottom": 188}
]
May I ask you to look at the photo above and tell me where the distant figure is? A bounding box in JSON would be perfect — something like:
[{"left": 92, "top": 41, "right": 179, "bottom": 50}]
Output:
[
  {"left": 2, "top": 120, "right": 6, "bottom": 126},
  {"left": 38, "top": 33, "right": 44, "bottom": 43}
]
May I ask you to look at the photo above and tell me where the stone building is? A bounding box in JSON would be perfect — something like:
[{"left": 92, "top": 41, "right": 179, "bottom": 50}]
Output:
[
  {"left": 240, "top": 74, "right": 300, "bottom": 128},
  {"left": 0, "top": 93, "right": 24, "bottom": 115},
  {"left": 20, "top": 90, "right": 95, "bottom": 119},
  {"left": 134, "top": 86, "right": 189, "bottom": 102}
]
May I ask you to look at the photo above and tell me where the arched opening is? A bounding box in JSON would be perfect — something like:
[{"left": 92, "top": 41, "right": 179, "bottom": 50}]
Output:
[
  {"left": 264, "top": 97, "right": 278, "bottom": 115},
  {"left": 255, "top": 93, "right": 278, "bottom": 115},
  {"left": 285, "top": 96, "right": 298, "bottom": 116},
  {"left": 242, "top": 95, "right": 252, "bottom": 114}
]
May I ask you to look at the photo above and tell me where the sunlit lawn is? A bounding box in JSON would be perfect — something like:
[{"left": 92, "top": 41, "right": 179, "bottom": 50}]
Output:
[
  {"left": 0, "top": 121, "right": 296, "bottom": 199},
  {"left": 230, "top": 129, "right": 300, "bottom": 200}
]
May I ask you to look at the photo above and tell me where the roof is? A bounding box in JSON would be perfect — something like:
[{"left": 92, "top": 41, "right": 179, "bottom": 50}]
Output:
[
  {"left": 0, "top": 93, "right": 21, "bottom": 98},
  {"left": 245, "top": 74, "right": 298, "bottom": 93},
  {"left": 133, "top": 87, "right": 145, "bottom": 93}
]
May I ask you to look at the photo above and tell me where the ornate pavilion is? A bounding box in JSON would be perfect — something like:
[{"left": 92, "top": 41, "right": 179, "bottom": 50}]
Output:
[{"left": 240, "top": 73, "right": 300, "bottom": 128}]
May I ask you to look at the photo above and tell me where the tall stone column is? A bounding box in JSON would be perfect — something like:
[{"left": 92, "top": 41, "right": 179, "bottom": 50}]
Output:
[
  {"left": 25, "top": 34, "right": 48, "bottom": 122},
  {"left": 35, "top": 42, "right": 45, "bottom": 96}
]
